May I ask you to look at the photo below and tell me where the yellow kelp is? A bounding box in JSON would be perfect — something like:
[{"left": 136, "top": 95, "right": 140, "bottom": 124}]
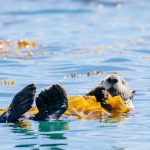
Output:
[
  {"left": 0, "top": 107, "right": 8, "bottom": 115},
  {"left": 64, "top": 96, "right": 106, "bottom": 119},
  {"left": 104, "top": 96, "right": 129, "bottom": 113},
  {"left": 64, "top": 95, "right": 129, "bottom": 119}
]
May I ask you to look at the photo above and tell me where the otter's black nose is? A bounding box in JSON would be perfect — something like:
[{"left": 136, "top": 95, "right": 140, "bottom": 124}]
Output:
[{"left": 107, "top": 77, "right": 118, "bottom": 85}]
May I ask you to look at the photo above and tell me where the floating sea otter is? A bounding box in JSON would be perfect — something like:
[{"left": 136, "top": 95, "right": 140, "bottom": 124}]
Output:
[{"left": 0, "top": 74, "right": 135, "bottom": 122}]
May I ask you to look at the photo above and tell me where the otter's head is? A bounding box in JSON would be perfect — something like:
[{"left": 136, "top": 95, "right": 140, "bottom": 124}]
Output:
[{"left": 101, "top": 74, "right": 135, "bottom": 109}]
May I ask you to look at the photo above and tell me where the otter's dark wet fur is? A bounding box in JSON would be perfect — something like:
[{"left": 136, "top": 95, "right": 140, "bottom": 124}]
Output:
[
  {"left": 34, "top": 84, "right": 68, "bottom": 121},
  {"left": 0, "top": 84, "right": 68, "bottom": 122},
  {"left": 0, "top": 84, "right": 36, "bottom": 122}
]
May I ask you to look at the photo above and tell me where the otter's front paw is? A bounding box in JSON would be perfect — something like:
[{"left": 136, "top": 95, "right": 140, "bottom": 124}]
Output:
[
  {"left": 86, "top": 86, "right": 112, "bottom": 111},
  {"left": 34, "top": 84, "right": 68, "bottom": 121},
  {"left": 2, "top": 84, "right": 36, "bottom": 122},
  {"left": 86, "top": 86, "right": 111, "bottom": 102}
]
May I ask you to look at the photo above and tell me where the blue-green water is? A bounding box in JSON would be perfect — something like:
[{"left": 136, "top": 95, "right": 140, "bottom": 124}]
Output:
[{"left": 0, "top": 0, "right": 150, "bottom": 149}]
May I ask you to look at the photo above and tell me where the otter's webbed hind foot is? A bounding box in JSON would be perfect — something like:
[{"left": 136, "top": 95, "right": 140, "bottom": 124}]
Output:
[
  {"left": 34, "top": 84, "right": 68, "bottom": 121},
  {"left": 0, "top": 84, "right": 36, "bottom": 123}
]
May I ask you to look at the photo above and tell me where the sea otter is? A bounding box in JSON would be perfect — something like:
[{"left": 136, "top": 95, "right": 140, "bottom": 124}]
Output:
[
  {"left": 0, "top": 74, "right": 135, "bottom": 123},
  {"left": 86, "top": 74, "right": 135, "bottom": 109}
]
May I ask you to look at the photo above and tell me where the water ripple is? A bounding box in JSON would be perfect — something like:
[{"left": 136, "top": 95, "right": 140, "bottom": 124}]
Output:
[{"left": 4, "top": 9, "right": 93, "bottom": 16}]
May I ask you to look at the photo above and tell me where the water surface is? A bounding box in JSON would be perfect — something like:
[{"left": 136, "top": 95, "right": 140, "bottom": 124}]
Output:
[{"left": 0, "top": 0, "right": 150, "bottom": 149}]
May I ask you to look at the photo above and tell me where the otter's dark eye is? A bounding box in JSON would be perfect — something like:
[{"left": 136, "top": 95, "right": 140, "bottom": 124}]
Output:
[{"left": 107, "top": 78, "right": 111, "bottom": 83}]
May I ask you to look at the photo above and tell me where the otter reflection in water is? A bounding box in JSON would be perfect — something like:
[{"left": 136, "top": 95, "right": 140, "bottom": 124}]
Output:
[
  {"left": 0, "top": 75, "right": 135, "bottom": 123},
  {"left": 9, "top": 121, "right": 68, "bottom": 149}
]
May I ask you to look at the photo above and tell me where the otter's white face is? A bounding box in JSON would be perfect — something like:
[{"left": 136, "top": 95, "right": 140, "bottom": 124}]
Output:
[{"left": 101, "top": 74, "right": 135, "bottom": 109}]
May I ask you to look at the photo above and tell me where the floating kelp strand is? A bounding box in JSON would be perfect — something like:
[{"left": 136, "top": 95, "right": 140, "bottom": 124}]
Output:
[{"left": 64, "top": 70, "right": 103, "bottom": 79}]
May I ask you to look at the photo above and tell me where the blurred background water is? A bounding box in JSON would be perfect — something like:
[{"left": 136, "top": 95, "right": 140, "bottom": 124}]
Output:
[{"left": 0, "top": 0, "right": 150, "bottom": 149}]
